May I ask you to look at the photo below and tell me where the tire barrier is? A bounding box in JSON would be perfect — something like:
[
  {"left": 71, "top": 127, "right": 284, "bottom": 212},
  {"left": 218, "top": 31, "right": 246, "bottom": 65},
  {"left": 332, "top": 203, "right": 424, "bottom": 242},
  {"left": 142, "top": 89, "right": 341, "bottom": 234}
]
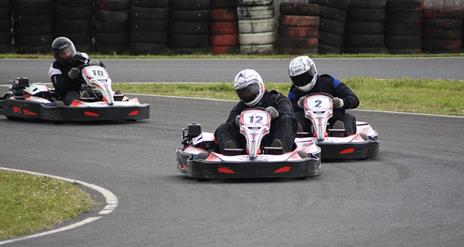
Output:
[
  {"left": 130, "top": 0, "right": 169, "bottom": 54},
  {"left": 13, "top": 0, "right": 53, "bottom": 53},
  {"left": 169, "top": 0, "right": 211, "bottom": 54},
  {"left": 210, "top": 0, "right": 239, "bottom": 54},
  {"left": 237, "top": 0, "right": 276, "bottom": 54},
  {"left": 95, "top": 0, "right": 131, "bottom": 53},
  {"left": 278, "top": 3, "right": 319, "bottom": 54},
  {"left": 0, "top": 0, "right": 11, "bottom": 52},
  {"left": 422, "top": 0, "right": 463, "bottom": 53}
]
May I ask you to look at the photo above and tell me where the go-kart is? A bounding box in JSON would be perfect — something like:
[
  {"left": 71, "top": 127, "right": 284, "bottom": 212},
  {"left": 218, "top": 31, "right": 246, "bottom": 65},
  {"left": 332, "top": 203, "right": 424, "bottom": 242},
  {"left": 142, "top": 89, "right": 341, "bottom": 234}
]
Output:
[
  {"left": 176, "top": 107, "right": 321, "bottom": 180},
  {"left": 300, "top": 93, "right": 379, "bottom": 160},
  {"left": 0, "top": 64, "right": 149, "bottom": 122}
]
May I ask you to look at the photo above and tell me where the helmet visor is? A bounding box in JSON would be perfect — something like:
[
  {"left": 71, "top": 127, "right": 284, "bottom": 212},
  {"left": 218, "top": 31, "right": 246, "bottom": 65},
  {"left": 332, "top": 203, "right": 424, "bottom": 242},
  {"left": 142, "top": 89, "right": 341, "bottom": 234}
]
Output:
[
  {"left": 290, "top": 71, "right": 314, "bottom": 87},
  {"left": 58, "top": 47, "right": 74, "bottom": 63},
  {"left": 236, "top": 83, "right": 260, "bottom": 103}
]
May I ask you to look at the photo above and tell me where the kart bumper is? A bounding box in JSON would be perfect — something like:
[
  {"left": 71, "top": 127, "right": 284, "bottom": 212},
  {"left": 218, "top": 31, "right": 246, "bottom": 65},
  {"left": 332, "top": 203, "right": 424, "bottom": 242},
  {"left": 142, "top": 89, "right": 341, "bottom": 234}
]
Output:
[
  {"left": 318, "top": 140, "right": 379, "bottom": 160},
  {"left": 0, "top": 99, "right": 150, "bottom": 121}
]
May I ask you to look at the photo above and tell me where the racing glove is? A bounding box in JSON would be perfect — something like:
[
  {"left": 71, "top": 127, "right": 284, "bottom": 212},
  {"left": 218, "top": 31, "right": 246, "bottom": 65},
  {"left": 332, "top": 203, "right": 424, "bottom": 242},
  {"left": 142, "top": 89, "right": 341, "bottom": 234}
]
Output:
[
  {"left": 265, "top": 106, "right": 279, "bottom": 119},
  {"left": 333, "top": 97, "right": 344, "bottom": 109},
  {"left": 67, "top": 68, "right": 81, "bottom": 79},
  {"left": 297, "top": 97, "right": 306, "bottom": 109}
]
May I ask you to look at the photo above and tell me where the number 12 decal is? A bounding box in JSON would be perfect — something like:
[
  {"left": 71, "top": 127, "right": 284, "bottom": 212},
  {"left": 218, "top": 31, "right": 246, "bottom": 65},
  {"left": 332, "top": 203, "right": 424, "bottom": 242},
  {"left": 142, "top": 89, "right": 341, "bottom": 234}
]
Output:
[{"left": 249, "top": 115, "right": 263, "bottom": 124}]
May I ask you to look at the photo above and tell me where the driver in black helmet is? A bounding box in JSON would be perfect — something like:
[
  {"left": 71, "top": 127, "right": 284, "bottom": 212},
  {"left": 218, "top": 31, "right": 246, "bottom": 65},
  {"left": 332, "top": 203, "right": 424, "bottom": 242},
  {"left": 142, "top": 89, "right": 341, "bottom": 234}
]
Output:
[
  {"left": 48, "top": 37, "right": 103, "bottom": 105},
  {"left": 214, "top": 69, "right": 297, "bottom": 154}
]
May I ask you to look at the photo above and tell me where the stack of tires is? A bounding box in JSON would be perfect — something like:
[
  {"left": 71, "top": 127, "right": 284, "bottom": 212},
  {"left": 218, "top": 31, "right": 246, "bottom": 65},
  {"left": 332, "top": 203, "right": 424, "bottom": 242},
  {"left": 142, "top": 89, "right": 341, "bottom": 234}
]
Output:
[
  {"left": 169, "top": 0, "right": 211, "bottom": 54},
  {"left": 422, "top": 0, "right": 464, "bottom": 53},
  {"left": 95, "top": 0, "right": 131, "bottom": 53},
  {"left": 345, "top": 0, "right": 386, "bottom": 53},
  {"left": 53, "top": 0, "right": 93, "bottom": 52},
  {"left": 210, "top": 0, "right": 239, "bottom": 54},
  {"left": 237, "top": 0, "right": 276, "bottom": 54},
  {"left": 13, "top": 0, "right": 53, "bottom": 53},
  {"left": 277, "top": 2, "right": 319, "bottom": 54},
  {"left": 385, "top": 0, "right": 423, "bottom": 54},
  {"left": 0, "top": 0, "right": 11, "bottom": 52},
  {"left": 130, "top": 0, "right": 170, "bottom": 54},
  {"left": 311, "top": 0, "right": 348, "bottom": 54}
]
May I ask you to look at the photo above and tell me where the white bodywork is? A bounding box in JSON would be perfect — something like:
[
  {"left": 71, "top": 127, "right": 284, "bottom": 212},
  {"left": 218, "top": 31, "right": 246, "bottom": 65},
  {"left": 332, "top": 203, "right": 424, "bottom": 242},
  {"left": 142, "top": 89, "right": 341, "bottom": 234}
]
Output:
[
  {"left": 304, "top": 94, "right": 333, "bottom": 141},
  {"left": 81, "top": 66, "right": 114, "bottom": 105},
  {"left": 239, "top": 109, "right": 271, "bottom": 160}
]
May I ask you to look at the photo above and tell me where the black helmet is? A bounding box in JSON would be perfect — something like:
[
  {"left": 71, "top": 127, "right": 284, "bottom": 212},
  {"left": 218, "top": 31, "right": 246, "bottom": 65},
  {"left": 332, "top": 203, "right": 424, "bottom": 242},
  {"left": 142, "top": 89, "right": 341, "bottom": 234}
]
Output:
[{"left": 51, "top": 37, "right": 76, "bottom": 65}]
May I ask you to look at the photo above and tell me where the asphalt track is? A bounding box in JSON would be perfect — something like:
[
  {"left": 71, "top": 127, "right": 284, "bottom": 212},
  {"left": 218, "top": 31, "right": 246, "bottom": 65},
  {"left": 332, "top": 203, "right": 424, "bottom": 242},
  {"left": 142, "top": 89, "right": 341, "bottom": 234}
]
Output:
[
  {"left": 0, "top": 94, "right": 463, "bottom": 247},
  {"left": 1, "top": 57, "right": 464, "bottom": 84}
]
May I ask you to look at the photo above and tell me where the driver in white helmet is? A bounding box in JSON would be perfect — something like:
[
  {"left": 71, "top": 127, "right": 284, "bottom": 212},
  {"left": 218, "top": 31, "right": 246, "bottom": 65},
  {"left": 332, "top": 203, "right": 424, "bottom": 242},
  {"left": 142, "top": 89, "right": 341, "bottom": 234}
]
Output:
[
  {"left": 214, "top": 69, "right": 297, "bottom": 153},
  {"left": 288, "top": 56, "right": 359, "bottom": 136}
]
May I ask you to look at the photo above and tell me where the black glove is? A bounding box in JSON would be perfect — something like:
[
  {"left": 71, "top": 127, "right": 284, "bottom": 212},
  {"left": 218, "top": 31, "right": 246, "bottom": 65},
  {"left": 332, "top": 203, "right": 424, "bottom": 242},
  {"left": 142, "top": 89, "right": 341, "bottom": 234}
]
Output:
[
  {"left": 72, "top": 54, "right": 88, "bottom": 67},
  {"left": 265, "top": 106, "right": 279, "bottom": 119},
  {"left": 67, "top": 68, "right": 81, "bottom": 79},
  {"left": 333, "top": 97, "right": 344, "bottom": 109}
]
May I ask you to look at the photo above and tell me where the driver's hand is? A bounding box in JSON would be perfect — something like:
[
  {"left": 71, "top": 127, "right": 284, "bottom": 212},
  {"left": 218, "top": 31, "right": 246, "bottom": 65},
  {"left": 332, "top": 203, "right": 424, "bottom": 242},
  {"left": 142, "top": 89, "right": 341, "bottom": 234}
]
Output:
[
  {"left": 67, "top": 68, "right": 81, "bottom": 79},
  {"left": 72, "top": 54, "right": 88, "bottom": 66},
  {"left": 333, "top": 97, "right": 344, "bottom": 109},
  {"left": 297, "top": 97, "right": 305, "bottom": 109}
]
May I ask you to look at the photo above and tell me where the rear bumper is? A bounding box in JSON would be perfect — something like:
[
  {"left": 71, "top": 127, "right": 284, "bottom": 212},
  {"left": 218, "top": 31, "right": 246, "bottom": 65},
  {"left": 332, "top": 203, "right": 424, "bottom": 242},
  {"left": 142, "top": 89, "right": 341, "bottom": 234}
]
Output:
[
  {"left": 318, "top": 140, "right": 379, "bottom": 160},
  {"left": 177, "top": 150, "right": 321, "bottom": 179},
  {"left": 0, "top": 99, "right": 149, "bottom": 121}
]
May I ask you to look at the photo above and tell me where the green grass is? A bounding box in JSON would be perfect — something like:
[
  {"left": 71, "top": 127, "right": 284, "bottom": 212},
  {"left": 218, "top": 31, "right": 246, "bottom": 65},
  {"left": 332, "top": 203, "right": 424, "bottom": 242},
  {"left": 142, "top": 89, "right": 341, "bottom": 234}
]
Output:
[
  {"left": 0, "top": 170, "right": 93, "bottom": 240},
  {"left": 1, "top": 52, "right": 463, "bottom": 60},
  {"left": 113, "top": 78, "right": 464, "bottom": 116}
]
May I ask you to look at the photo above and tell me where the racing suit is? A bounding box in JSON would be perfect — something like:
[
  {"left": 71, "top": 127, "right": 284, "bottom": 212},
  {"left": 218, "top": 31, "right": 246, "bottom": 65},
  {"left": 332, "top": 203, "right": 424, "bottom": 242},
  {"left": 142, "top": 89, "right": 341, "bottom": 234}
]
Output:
[
  {"left": 288, "top": 74, "right": 360, "bottom": 135},
  {"left": 215, "top": 90, "right": 297, "bottom": 153}
]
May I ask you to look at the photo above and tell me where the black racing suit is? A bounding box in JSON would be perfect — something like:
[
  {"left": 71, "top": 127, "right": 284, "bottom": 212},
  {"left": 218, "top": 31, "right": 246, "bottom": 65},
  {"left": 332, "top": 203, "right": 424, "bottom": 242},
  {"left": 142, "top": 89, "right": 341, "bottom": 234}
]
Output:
[
  {"left": 48, "top": 52, "right": 104, "bottom": 105},
  {"left": 288, "top": 74, "right": 360, "bottom": 135},
  {"left": 215, "top": 90, "right": 297, "bottom": 153}
]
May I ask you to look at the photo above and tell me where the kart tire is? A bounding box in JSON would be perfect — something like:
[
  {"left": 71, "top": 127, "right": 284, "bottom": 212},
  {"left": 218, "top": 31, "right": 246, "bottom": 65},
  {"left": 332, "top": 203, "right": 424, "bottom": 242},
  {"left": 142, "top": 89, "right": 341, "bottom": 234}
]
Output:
[
  {"left": 95, "top": 9, "right": 130, "bottom": 23},
  {"left": 345, "top": 21, "right": 384, "bottom": 34},
  {"left": 131, "top": 7, "right": 170, "bottom": 20},
  {"left": 349, "top": 0, "right": 386, "bottom": 9},
  {"left": 345, "top": 34, "right": 384, "bottom": 47},
  {"left": 95, "top": 0, "right": 131, "bottom": 11},
  {"left": 14, "top": 34, "right": 52, "bottom": 45},
  {"left": 0, "top": 7, "right": 10, "bottom": 18},
  {"left": 0, "top": 32, "right": 10, "bottom": 44},
  {"left": 211, "top": 0, "right": 237, "bottom": 9},
  {"left": 278, "top": 26, "right": 319, "bottom": 38},
  {"left": 279, "top": 3, "right": 319, "bottom": 16},
  {"left": 423, "top": 18, "right": 463, "bottom": 30},
  {"left": 14, "top": 14, "right": 52, "bottom": 25},
  {"left": 54, "top": 5, "right": 92, "bottom": 19},
  {"left": 348, "top": 8, "right": 386, "bottom": 21},
  {"left": 54, "top": 0, "right": 93, "bottom": 7},
  {"left": 238, "top": 18, "right": 275, "bottom": 33},
  {"left": 95, "top": 32, "right": 129, "bottom": 45},
  {"left": 170, "top": 0, "right": 210, "bottom": 10},
  {"left": 385, "top": 36, "right": 422, "bottom": 49},
  {"left": 15, "top": 45, "right": 50, "bottom": 53},
  {"left": 386, "top": 0, "right": 422, "bottom": 11},
  {"left": 308, "top": 0, "right": 348, "bottom": 10},
  {"left": 130, "top": 42, "right": 167, "bottom": 54},
  {"left": 279, "top": 47, "right": 318, "bottom": 55},
  {"left": 277, "top": 36, "right": 318, "bottom": 48},
  {"left": 210, "top": 8, "right": 237, "bottom": 21},
  {"left": 422, "top": 40, "right": 462, "bottom": 52},
  {"left": 319, "top": 32, "right": 343, "bottom": 47},
  {"left": 171, "top": 10, "right": 210, "bottom": 22},
  {"left": 96, "top": 20, "right": 129, "bottom": 33},
  {"left": 13, "top": 0, "right": 52, "bottom": 15},
  {"left": 211, "top": 22, "right": 238, "bottom": 34},
  {"left": 423, "top": 6, "right": 464, "bottom": 19},
  {"left": 170, "top": 21, "right": 210, "bottom": 35},
  {"left": 132, "top": 0, "right": 169, "bottom": 8},
  {"left": 131, "top": 20, "right": 169, "bottom": 32},
  {"left": 0, "top": 20, "right": 10, "bottom": 31},
  {"left": 385, "top": 23, "right": 422, "bottom": 36},
  {"left": 54, "top": 20, "right": 92, "bottom": 34},
  {"left": 0, "top": 0, "right": 10, "bottom": 8},
  {"left": 169, "top": 33, "right": 210, "bottom": 48},
  {"left": 211, "top": 34, "right": 238, "bottom": 46},
  {"left": 318, "top": 43, "right": 342, "bottom": 54},
  {"left": 319, "top": 19, "right": 345, "bottom": 35},
  {"left": 211, "top": 45, "right": 239, "bottom": 54},
  {"left": 170, "top": 47, "right": 211, "bottom": 54},
  {"left": 319, "top": 6, "right": 347, "bottom": 22},
  {"left": 14, "top": 24, "right": 52, "bottom": 35},
  {"left": 387, "top": 48, "right": 421, "bottom": 54},
  {"left": 239, "top": 31, "right": 276, "bottom": 45},
  {"left": 344, "top": 47, "right": 386, "bottom": 53},
  {"left": 279, "top": 15, "right": 319, "bottom": 27},
  {"left": 237, "top": 5, "right": 275, "bottom": 20},
  {"left": 240, "top": 44, "right": 274, "bottom": 54},
  {"left": 54, "top": 33, "right": 92, "bottom": 45},
  {"left": 95, "top": 44, "right": 128, "bottom": 53},
  {"left": 423, "top": 29, "right": 463, "bottom": 40},
  {"left": 238, "top": 0, "right": 273, "bottom": 6},
  {"left": 386, "top": 11, "right": 422, "bottom": 24},
  {"left": 130, "top": 32, "right": 168, "bottom": 43}
]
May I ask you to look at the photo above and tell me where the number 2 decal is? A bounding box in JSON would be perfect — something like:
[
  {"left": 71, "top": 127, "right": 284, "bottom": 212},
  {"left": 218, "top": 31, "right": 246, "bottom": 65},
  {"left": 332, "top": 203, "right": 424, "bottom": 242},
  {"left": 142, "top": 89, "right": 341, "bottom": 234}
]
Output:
[{"left": 314, "top": 100, "right": 322, "bottom": 107}]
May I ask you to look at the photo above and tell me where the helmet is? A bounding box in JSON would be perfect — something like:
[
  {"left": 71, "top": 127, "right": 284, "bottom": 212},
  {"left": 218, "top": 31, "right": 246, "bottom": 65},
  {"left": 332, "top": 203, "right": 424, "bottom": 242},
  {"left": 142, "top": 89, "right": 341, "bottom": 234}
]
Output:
[
  {"left": 288, "top": 56, "right": 318, "bottom": 92},
  {"left": 233, "top": 69, "right": 265, "bottom": 107},
  {"left": 51, "top": 37, "right": 76, "bottom": 65}
]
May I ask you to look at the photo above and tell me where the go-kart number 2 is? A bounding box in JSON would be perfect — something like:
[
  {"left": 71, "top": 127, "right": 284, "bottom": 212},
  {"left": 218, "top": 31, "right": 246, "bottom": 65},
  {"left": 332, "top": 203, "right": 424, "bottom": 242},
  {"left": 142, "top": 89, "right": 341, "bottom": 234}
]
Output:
[
  {"left": 314, "top": 100, "right": 322, "bottom": 107},
  {"left": 248, "top": 115, "right": 263, "bottom": 124}
]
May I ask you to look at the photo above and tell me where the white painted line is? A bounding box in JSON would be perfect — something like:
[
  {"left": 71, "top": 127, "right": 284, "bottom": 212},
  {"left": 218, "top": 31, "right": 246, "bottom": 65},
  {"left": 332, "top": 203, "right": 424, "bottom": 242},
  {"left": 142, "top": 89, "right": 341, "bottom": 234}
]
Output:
[
  {"left": 127, "top": 92, "right": 464, "bottom": 119},
  {"left": 0, "top": 167, "right": 118, "bottom": 246}
]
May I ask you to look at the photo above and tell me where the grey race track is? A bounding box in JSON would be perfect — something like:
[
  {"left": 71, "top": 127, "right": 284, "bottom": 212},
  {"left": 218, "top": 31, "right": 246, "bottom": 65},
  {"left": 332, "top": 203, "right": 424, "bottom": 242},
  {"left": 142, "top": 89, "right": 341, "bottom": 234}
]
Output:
[
  {"left": 1, "top": 57, "right": 464, "bottom": 84},
  {"left": 0, "top": 95, "right": 463, "bottom": 247}
]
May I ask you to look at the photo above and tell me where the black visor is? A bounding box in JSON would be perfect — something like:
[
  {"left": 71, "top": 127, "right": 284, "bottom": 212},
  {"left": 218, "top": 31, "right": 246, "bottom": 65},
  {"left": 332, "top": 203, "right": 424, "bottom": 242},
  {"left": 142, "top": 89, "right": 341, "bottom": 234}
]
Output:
[
  {"left": 290, "top": 71, "right": 314, "bottom": 87},
  {"left": 236, "top": 83, "right": 260, "bottom": 103}
]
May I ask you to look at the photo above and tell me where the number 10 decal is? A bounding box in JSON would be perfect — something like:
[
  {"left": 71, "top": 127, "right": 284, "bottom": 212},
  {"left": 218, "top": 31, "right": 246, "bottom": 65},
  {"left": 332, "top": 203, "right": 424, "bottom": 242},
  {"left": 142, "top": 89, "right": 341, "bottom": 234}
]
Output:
[{"left": 92, "top": 69, "right": 104, "bottom": 77}]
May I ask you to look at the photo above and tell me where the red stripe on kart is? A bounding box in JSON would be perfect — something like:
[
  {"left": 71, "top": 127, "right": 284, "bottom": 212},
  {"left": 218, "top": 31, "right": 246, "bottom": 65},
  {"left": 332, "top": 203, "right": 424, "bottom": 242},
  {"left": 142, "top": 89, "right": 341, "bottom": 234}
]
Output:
[
  {"left": 128, "top": 110, "right": 139, "bottom": 116},
  {"left": 218, "top": 167, "right": 235, "bottom": 174},
  {"left": 12, "top": 106, "right": 21, "bottom": 113},
  {"left": 23, "top": 109, "right": 37, "bottom": 116},
  {"left": 70, "top": 100, "right": 84, "bottom": 107},
  {"left": 84, "top": 111, "right": 100, "bottom": 117},
  {"left": 274, "top": 166, "right": 291, "bottom": 174},
  {"left": 339, "top": 148, "right": 355, "bottom": 155}
]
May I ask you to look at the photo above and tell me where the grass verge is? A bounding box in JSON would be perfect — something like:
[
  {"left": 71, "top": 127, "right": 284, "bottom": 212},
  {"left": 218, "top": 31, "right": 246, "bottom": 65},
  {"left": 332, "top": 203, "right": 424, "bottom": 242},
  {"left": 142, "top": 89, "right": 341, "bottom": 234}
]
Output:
[
  {"left": 1, "top": 53, "right": 463, "bottom": 60},
  {"left": 113, "top": 77, "right": 464, "bottom": 116},
  {"left": 0, "top": 170, "right": 93, "bottom": 240}
]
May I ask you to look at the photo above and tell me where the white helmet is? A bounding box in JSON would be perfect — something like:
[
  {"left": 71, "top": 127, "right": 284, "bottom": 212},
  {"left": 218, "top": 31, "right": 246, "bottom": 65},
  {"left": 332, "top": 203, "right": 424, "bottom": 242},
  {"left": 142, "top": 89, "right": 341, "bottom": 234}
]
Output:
[
  {"left": 233, "top": 69, "right": 265, "bottom": 107},
  {"left": 288, "top": 56, "right": 318, "bottom": 92}
]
